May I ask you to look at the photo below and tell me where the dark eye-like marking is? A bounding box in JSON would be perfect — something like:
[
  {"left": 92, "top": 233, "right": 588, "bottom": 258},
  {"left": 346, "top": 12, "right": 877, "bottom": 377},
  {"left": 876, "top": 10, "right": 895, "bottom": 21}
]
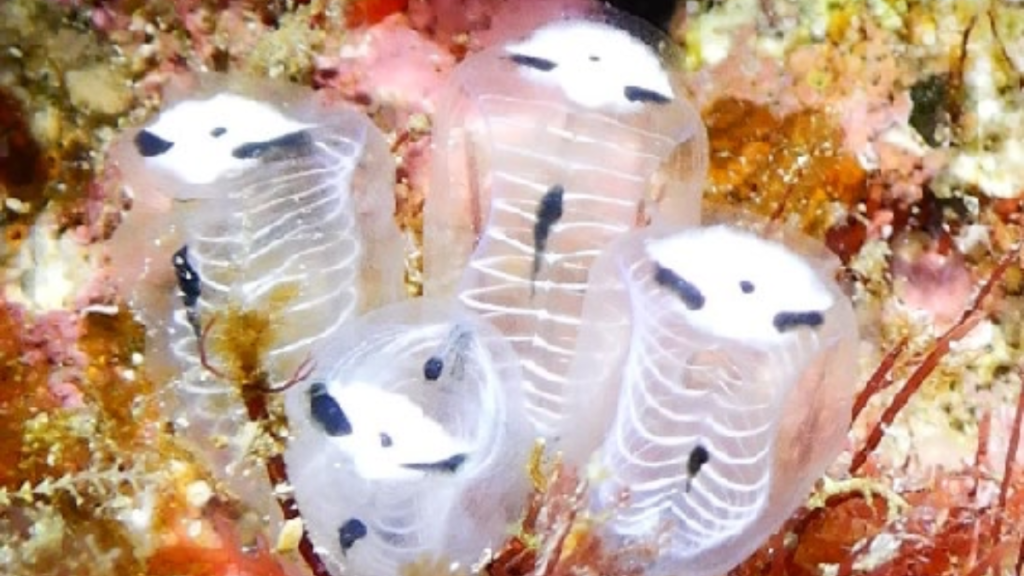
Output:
[
  {"left": 423, "top": 356, "right": 444, "bottom": 381},
  {"left": 171, "top": 245, "right": 201, "bottom": 307},
  {"left": 653, "top": 264, "right": 705, "bottom": 311},
  {"left": 740, "top": 280, "right": 755, "bottom": 294},
  {"left": 210, "top": 127, "right": 226, "bottom": 137},
  {"left": 531, "top": 184, "right": 565, "bottom": 292},
  {"left": 338, "top": 518, "right": 367, "bottom": 554},
  {"left": 231, "top": 130, "right": 312, "bottom": 160},
  {"left": 773, "top": 311, "right": 825, "bottom": 332},
  {"left": 402, "top": 453, "right": 468, "bottom": 474},
  {"left": 310, "top": 382, "right": 352, "bottom": 437},
  {"left": 508, "top": 53, "right": 558, "bottom": 72},
  {"left": 623, "top": 85, "right": 672, "bottom": 104},
  {"left": 684, "top": 444, "right": 710, "bottom": 493},
  {"left": 588, "top": 54, "right": 600, "bottom": 62},
  {"left": 134, "top": 129, "right": 174, "bottom": 157},
  {"left": 380, "top": 432, "right": 393, "bottom": 448}
]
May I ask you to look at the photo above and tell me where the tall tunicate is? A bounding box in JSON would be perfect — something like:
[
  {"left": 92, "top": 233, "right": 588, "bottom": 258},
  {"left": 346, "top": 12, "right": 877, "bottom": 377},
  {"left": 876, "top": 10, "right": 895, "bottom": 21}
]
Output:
[
  {"left": 567, "top": 221, "right": 858, "bottom": 576},
  {"left": 424, "top": 8, "right": 708, "bottom": 443},
  {"left": 103, "top": 73, "right": 404, "bottom": 540}
]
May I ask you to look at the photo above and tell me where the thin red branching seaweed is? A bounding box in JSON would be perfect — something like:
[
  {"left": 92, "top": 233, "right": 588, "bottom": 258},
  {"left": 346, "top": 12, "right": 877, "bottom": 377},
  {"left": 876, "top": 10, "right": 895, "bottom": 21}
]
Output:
[
  {"left": 851, "top": 246, "right": 1021, "bottom": 473},
  {"left": 196, "top": 317, "right": 332, "bottom": 576},
  {"left": 851, "top": 336, "right": 909, "bottom": 423},
  {"left": 1007, "top": 364, "right": 1024, "bottom": 573}
]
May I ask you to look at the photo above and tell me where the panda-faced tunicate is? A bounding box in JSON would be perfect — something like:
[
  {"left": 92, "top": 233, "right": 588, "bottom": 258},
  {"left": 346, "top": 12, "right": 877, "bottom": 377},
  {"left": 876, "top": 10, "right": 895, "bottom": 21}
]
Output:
[
  {"left": 284, "top": 298, "right": 533, "bottom": 576},
  {"left": 564, "top": 222, "right": 859, "bottom": 576},
  {"left": 424, "top": 8, "right": 709, "bottom": 447},
  {"left": 102, "top": 72, "right": 405, "bottom": 549}
]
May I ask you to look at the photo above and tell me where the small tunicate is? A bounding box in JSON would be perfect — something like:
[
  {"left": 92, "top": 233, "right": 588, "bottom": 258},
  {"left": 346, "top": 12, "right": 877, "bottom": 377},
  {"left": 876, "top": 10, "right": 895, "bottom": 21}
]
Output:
[{"left": 284, "top": 298, "right": 533, "bottom": 576}]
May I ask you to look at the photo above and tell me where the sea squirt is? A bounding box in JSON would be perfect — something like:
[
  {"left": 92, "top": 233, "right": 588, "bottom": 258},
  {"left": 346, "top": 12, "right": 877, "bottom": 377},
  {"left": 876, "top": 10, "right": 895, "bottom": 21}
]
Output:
[
  {"left": 424, "top": 7, "right": 709, "bottom": 444},
  {"left": 103, "top": 73, "right": 405, "bottom": 538},
  {"left": 284, "top": 298, "right": 533, "bottom": 576},
  {"left": 566, "top": 221, "right": 858, "bottom": 576},
  {"left": 106, "top": 73, "right": 404, "bottom": 379}
]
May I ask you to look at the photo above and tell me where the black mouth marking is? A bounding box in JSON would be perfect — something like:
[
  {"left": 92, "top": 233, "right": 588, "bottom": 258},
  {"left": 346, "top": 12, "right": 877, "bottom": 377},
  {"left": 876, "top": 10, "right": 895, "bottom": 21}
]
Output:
[
  {"left": 508, "top": 53, "right": 558, "bottom": 72},
  {"left": 624, "top": 85, "right": 672, "bottom": 104},
  {"left": 338, "top": 518, "right": 367, "bottom": 554},
  {"left": 134, "top": 129, "right": 175, "bottom": 157},
  {"left": 402, "top": 453, "right": 468, "bottom": 474},
  {"left": 171, "top": 245, "right": 201, "bottom": 308},
  {"left": 310, "top": 382, "right": 353, "bottom": 437},
  {"left": 231, "top": 130, "right": 313, "bottom": 160},
  {"left": 773, "top": 310, "right": 825, "bottom": 332},
  {"left": 653, "top": 264, "right": 705, "bottom": 311}
]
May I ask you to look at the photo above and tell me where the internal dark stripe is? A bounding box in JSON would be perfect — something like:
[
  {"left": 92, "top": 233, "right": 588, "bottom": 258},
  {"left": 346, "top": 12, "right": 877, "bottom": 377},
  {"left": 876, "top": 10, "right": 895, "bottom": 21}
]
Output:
[
  {"left": 310, "top": 382, "right": 352, "bottom": 437},
  {"left": 134, "top": 129, "right": 174, "bottom": 157},
  {"left": 624, "top": 85, "right": 672, "bottom": 104},
  {"left": 653, "top": 264, "right": 705, "bottom": 310},
  {"left": 773, "top": 310, "right": 825, "bottom": 332},
  {"left": 508, "top": 53, "right": 558, "bottom": 71},
  {"left": 685, "top": 443, "right": 711, "bottom": 493},
  {"left": 172, "top": 245, "right": 201, "bottom": 308},
  {"left": 231, "top": 129, "right": 313, "bottom": 160},
  {"left": 531, "top": 185, "right": 566, "bottom": 293},
  {"left": 533, "top": 185, "right": 564, "bottom": 257},
  {"left": 687, "top": 444, "right": 710, "bottom": 476},
  {"left": 338, "top": 518, "right": 367, "bottom": 554},
  {"left": 402, "top": 453, "right": 467, "bottom": 474}
]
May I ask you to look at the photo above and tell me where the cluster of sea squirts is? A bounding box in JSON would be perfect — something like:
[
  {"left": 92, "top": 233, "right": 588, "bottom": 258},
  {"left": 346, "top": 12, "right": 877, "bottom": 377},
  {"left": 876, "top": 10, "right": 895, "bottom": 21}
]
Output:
[{"left": 103, "top": 7, "right": 862, "bottom": 576}]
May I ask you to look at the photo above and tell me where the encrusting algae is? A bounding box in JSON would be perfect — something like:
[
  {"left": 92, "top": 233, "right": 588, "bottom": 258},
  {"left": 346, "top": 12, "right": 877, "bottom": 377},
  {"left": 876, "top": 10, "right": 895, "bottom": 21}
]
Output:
[
  {"left": 702, "top": 98, "right": 868, "bottom": 239},
  {"left": 2, "top": 0, "right": 1024, "bottom": 575}
]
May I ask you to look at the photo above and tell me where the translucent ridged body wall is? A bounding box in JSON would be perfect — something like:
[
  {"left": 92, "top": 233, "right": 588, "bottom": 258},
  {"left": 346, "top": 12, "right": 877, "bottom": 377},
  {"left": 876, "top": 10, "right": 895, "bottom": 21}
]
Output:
[
  {"left": 104, "top": 73, "right": 404, "bottom": 531},
  {"left": 284, "top": 299, "right": 533, "bottom": 576},
  {"left": 568, "top": 223, "right": 859, "bottom": 576},
  {"left": 425, "top": 11, "right": 709, "bottom": 442},
  {"left": 135, "top": 86, "right": 404, "bottom": 380}
]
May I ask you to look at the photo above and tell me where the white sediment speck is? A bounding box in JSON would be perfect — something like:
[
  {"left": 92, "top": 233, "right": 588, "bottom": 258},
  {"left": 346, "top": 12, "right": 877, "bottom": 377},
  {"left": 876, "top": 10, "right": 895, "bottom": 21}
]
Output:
[{"left": 4, "top": 213, "right": 95, "bottom": 313}]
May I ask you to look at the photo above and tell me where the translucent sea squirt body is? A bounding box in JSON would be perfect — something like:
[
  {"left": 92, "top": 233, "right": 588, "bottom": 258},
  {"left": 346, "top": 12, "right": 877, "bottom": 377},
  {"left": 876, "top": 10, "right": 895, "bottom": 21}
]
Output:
[
  {"left": 284, "top": 298, "right": 533, "bottom": 576},
  {"left": 102, "top": 73, "right": 405, "bottom": 542},
  {"left": 424, "top": 8, "right": 709, "bottom": 444},
  {"left": 567, "top": 222, "right": 859, "bottom": 576},
  {"left": 106, "top": 73, "right": 404, "bottom": 380}
]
